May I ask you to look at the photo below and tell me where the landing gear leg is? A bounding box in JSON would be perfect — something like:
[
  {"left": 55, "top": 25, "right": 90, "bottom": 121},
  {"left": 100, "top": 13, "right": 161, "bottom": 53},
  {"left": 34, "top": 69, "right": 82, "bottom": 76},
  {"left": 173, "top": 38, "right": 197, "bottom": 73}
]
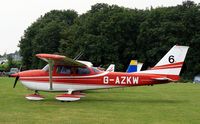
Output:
[
  {"left": 67, "top": 90, "right": 73, "bottom": 94},
  {"left": 34, "top": 90, "right": 39, "bottom": 95}
]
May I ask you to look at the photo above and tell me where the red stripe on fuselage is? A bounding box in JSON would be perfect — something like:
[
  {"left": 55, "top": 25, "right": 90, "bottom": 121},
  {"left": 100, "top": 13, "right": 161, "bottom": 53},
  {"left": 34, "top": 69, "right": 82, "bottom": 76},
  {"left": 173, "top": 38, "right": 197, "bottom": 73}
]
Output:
[{"left": 19, "top": 72, "right": 178, "bottom": 86}]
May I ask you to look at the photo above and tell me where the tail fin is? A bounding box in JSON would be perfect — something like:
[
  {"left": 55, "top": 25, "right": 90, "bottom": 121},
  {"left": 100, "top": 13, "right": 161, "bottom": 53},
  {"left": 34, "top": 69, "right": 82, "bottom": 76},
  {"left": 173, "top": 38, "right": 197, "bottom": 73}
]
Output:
[
  {"left": 126, "top": 60, "right": 143, "bottom": 73},
  {"left": 139, "top": 45, "right": 189, "bottom": 77},
  {"left": 106, "top": 64, "right": 115, "bottom": 72},
  {"left": 126, "top": 60, "right": 137, "bottom": 73}
]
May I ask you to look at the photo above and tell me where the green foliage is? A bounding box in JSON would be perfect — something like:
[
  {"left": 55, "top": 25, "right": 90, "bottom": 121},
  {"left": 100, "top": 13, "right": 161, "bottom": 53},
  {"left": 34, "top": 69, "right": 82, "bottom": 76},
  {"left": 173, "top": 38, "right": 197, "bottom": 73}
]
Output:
[
  {"left": 136, "top": 1, "right": 200, "bottom": 79},
  {"left": 59, "top": 4, "right": 146, "bottom": 70},
  {"left": 7, "top": 55, "right": 14, "bottom": 69},
  {"left": 19, "top": 1, "right": 200, "bottom": 79},
  {"left": 0, "top": 60, "right": 21, "bottom": 72},
  {"left": 0, "top": 63, "right": 9, "bottom": 71},
  {"left": 19, "top": 10, "right": 78, "bottom": 69}
]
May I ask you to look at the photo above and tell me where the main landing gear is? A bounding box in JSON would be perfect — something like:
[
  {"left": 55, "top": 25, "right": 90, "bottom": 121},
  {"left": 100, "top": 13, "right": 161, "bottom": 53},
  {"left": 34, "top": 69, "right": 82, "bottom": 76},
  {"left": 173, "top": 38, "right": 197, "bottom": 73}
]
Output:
[
  {"left": 55, "top": 94, "right": 80, "bottom": 102},
  {"left": 55, "top": 91, "right": 85, "bottom": 102},
  {"left": 25, "top": 91, "right": 45, "bottom": 101}
]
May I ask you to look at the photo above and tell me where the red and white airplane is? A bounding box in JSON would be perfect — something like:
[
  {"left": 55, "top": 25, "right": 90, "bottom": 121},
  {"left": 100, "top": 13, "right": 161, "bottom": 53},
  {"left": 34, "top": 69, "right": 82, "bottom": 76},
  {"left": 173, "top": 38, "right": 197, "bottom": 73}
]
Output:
[{"left": 12, "top": 45, "right": 189, "bottom": 101}]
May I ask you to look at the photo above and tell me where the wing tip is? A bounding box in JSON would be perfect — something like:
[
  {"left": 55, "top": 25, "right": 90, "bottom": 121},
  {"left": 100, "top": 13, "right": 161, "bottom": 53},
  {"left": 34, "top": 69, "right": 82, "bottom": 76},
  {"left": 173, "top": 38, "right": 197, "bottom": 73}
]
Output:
[{"left": 36, "top": 54, "right": 65, "bottom": 60}]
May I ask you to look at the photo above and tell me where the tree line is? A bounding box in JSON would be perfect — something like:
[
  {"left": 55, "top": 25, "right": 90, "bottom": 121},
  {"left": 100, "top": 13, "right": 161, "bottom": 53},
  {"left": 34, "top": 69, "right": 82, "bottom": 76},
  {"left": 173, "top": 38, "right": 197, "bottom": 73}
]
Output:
[{"left": 19, "top": 1, "right": 200, "bottom": 79}]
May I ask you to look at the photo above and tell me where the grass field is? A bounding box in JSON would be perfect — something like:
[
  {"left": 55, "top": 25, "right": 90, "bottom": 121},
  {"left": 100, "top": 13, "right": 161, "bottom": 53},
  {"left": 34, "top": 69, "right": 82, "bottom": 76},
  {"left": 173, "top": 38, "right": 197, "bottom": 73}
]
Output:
[{"left": 0, "top": 77, "right": 200, "bottom": 124}]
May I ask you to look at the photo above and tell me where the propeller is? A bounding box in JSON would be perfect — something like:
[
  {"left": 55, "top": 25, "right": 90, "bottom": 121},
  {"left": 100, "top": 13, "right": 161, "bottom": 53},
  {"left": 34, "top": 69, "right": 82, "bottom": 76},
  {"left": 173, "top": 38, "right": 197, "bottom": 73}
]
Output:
[
  {"left": 13, "top": 65, "right": 22, "bottom": 88},
  {"left": 13, "top": 76, "right": 19, "bottom": 88}
]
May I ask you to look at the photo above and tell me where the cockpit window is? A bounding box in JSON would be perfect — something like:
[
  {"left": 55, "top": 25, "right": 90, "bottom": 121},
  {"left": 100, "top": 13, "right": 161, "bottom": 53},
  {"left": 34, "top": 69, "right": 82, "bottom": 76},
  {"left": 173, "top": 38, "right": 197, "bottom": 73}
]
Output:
[
  {"left": 57, "top": 66, "right": 71, "bottom": 74},
  {"left": 92, "top": 67, "right": 101, "bottom": 73},
  {"left": 42, "top": 64, "right": 49, "bottom": 72},
  {"left": 76, "top": 67, "right": 90, "bottom": 75}
]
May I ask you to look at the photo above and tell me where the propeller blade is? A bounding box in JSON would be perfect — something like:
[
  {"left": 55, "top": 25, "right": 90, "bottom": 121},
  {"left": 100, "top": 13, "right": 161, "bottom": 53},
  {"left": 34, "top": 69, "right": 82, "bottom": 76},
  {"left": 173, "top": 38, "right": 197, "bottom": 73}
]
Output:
[{"left": 13, "top": 76, "right": 19, "bottom": 88}]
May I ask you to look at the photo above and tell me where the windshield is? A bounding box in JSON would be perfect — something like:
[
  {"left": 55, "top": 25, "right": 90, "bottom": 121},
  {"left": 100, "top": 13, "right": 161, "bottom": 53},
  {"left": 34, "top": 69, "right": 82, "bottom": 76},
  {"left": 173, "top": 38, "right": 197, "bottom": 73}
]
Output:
[{"left": 42, "top": 64, "right": 49, "bottom": 71}]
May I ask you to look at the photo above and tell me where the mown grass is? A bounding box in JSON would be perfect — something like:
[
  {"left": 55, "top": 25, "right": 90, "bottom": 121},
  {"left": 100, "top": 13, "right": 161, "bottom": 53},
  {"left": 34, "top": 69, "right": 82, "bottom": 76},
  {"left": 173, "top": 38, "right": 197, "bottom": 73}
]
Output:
[{"left": 0, "top": 77, "right": 200, "bottom": 124}]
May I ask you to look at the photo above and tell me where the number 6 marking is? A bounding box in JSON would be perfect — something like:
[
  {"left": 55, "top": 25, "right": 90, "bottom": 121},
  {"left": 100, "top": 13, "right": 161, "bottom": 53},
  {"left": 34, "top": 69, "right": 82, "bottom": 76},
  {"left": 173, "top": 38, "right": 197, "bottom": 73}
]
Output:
[{"left": 168, "top": 55, "right": 175, "bottom": 63}]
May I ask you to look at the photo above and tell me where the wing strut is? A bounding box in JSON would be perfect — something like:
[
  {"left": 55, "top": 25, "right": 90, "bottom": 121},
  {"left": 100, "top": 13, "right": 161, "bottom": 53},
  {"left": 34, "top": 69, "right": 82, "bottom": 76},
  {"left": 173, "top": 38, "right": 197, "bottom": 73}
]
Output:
[{"left": 48, "top": 60, "right": 53, "bottom": 90}]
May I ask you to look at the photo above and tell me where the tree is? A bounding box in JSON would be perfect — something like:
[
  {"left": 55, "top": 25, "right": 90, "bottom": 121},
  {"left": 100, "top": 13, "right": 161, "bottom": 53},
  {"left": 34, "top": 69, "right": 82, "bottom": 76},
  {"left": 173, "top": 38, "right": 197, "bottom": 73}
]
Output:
[
  {"left": 19, "top": 10, "right": 78, "bottom": 69},
  {"left": 59, "top": 4, "right": 146, "bottom": 70},
  {"left": 7, "top": 55, "right": 14, "bottom": 69}
]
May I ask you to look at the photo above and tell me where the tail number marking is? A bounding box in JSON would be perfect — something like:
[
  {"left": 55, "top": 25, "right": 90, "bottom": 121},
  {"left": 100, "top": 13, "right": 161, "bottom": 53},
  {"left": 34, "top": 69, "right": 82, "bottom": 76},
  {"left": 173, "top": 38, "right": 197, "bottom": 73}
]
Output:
[
  {"left": 104, "top": 76, "right": 139, "bottom": 85},
  {"left": 168, "top": 55, "right": 175, "bottom": 63},
  {"left": 115, "top": 76, "right": 139, "bottom": 85}
]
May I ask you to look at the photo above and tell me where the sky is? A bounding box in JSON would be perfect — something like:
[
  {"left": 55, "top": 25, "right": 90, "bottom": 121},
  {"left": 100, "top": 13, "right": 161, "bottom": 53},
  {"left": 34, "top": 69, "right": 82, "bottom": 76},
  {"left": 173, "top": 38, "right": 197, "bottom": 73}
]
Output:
[{"left": 0, "top": 0, "right": 200, "bottom": 55}]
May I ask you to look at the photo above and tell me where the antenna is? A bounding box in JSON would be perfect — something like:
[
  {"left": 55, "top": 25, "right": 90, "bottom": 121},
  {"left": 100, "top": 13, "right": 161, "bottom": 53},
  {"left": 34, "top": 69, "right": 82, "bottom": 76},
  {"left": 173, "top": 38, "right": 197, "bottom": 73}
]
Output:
[{"left": 73, "top": 51, "right": 84, "bottom": 60}]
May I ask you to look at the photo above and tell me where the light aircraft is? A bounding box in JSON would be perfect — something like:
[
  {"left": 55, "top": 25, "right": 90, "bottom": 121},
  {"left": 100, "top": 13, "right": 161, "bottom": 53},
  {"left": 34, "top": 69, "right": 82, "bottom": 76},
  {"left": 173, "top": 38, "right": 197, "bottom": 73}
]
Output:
[{"left": 12, "top": 45, "right": 189, "bottom": 101}]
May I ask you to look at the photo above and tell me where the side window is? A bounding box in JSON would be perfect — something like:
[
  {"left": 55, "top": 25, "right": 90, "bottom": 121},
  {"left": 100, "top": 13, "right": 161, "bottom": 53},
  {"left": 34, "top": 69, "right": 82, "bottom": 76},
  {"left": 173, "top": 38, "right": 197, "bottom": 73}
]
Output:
[
  {"left": 57, "top": 66, "right": 71, "bottom": 74},
  {"left": 42, "top": 64, "right": 49, "bottom": 72},
  {"left": 76, "top": 67, "right": 90, "bottom": 75},
  {"left": 92, "top": 67, "right": 101, "bottom": 73}
]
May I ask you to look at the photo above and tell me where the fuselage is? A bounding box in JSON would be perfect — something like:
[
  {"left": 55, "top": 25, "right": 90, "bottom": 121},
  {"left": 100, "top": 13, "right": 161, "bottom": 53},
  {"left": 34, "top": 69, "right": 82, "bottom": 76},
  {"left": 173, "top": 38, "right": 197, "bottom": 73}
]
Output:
[{"left": 15, "top": 65, "right": 176, "bottom": 92}]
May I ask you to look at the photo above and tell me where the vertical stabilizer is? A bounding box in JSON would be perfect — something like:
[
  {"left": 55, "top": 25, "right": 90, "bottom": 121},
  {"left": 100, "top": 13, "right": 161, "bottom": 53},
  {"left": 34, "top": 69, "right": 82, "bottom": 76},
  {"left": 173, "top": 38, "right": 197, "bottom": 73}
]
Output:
[{"left": 138, "top": 45, "right": 189, "bottom": 76}]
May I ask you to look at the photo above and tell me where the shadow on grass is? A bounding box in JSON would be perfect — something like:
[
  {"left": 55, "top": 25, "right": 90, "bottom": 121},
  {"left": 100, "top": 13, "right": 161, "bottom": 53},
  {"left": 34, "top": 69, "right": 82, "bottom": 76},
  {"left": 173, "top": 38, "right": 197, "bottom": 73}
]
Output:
[
  {"left": 83, "top": 98, "right": 188, "bottom": 104},
  {"left": 17, "top": 94, "right": 188, "bottom": 105}
]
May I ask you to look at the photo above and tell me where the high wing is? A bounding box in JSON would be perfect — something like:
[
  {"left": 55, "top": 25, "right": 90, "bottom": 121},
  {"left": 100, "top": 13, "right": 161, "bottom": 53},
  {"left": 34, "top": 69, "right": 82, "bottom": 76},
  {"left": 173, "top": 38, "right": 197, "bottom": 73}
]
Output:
[{"left": 36, "top": 54, "right": 86, "bottom": 67}]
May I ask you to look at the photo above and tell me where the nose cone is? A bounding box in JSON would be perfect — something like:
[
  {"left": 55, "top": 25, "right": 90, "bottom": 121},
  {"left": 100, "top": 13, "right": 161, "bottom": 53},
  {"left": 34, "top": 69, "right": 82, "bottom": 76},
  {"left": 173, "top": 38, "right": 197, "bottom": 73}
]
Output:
[{"left": 11, "top": 70, "right": 48, "bottom": 77}]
